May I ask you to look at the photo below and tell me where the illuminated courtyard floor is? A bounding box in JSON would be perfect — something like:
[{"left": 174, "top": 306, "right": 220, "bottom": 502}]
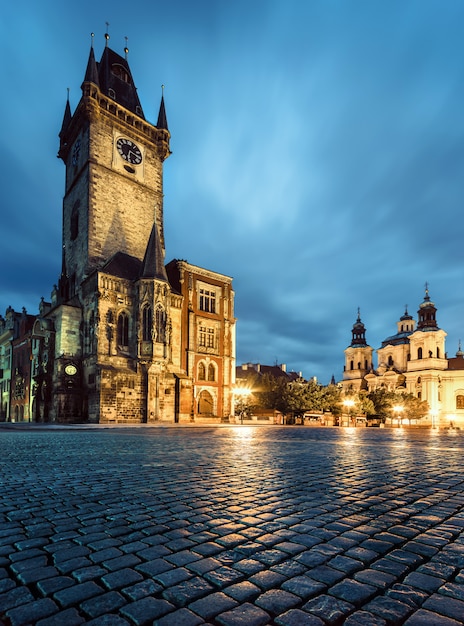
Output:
[{"left": 0, "top": 425, "right": 464, "bottom": 625}]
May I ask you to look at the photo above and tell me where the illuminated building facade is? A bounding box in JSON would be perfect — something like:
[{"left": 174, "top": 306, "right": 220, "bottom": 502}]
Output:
[
  {"left": 341, "top": 288, "right": 464, "bottom": 427},
  {"left": 4, "top": 36, "right": 236, "bottom": 423}
]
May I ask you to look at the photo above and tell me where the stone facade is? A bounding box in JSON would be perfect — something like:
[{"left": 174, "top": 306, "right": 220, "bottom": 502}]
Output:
[{"left": 3, "top": 38, "right": 235, "bottom": 424}]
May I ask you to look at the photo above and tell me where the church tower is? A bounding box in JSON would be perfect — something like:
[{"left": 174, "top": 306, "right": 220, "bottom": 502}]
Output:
[{"left": 342, "top": 310, "right": 373, "bottom": 391}]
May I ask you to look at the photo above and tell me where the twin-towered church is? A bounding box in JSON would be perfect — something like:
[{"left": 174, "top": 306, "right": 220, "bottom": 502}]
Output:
[
  {"left": 342, "top": 288, "right": 464, "bottom": 428},
  {"left": 28, "top": 36, "right": 236, "bottom": 423}
]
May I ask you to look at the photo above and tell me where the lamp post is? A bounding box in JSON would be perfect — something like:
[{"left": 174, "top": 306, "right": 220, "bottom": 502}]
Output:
[
  {"left": 343, "top": 398, "right": 355, "bottom": 427},
  {"left": 393, "top": 404, "right": 404, "bottom": 428},
  {"left": 234, "top": 388, "right": 252, "bottom": 424}
]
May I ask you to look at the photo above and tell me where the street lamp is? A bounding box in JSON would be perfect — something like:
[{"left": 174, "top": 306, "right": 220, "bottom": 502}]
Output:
[
  {"left": 234, "top": 387, "right": 252, "bottom": 424},
  {"left": 343, "top": 399, "right": 355, "bottom": 427},
  {"left": 393, "top": 404, "right": 404, "bottom": 428}
]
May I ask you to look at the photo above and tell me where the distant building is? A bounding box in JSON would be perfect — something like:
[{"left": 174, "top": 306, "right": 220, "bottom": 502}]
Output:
[
  {"left": 2, "top": 35, "right": 236, "bottom": 424},
  {"left": 341, "top": 288, "right": 464, "bottom": 428}
]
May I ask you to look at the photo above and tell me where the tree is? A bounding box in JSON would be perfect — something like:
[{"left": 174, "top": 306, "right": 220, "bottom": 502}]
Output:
[{"left": 395, "top": 392, "right": 429, "bottom": 424}]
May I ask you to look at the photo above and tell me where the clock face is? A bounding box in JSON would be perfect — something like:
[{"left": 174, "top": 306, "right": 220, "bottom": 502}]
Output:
[
  {"left": 65, "top": 364, "right": 77, "bottom": 376},
  {"left": 116, "top": 138, "right": 142, "bottom": 165}
]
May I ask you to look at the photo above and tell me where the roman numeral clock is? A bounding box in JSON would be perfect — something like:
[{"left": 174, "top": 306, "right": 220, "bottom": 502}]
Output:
[{"left": 113, "top": 135, "right": 144, "bottom": 178}]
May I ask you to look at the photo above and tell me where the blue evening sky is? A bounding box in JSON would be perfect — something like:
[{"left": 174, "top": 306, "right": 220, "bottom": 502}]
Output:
[{"left": 2, "top": 1, "right": 464, "bottom": 383}]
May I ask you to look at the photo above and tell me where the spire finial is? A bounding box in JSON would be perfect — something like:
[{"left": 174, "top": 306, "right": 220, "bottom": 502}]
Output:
[
  {"left": 124, "top": 36, "right": 129, "bottom": 59},
  {"left": 357, "top": 306, "right": 361, "bottom": 321},
  {"left": 90, "top": 32, "right": 95, "bottom": 48},
  {"left": 66, "top": 87, "right": 70, "bottom": 102},
  {"left": 161, "top": 84, "right": 165, "bottom": 95},
  {"left": 105, "top": 22, "right": 110, "bottom": 46},
  {"left": 425, "top": 281, "right": 429, "bottom": 297}
]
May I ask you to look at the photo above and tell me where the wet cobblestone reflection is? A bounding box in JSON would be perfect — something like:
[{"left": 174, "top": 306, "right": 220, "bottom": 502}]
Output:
[{"left": 0, "top": 425, "right": 464, "bottom": 625}]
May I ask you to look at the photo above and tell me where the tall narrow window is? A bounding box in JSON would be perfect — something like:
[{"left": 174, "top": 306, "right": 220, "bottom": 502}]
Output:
[
  {"left": 142, "top": 306, "right": 152, "bottom": 341},
  {"left": 198, "top": 362, "right": 206, "bottom": 380},
  {"left": 117, "top": 312, "right": 129, "bottom": 347},
  {"left": 155, "top": 306, "right": 166, "bottom": 343},
  {"left": 199, "top": 288, "right": 216, "bottom": 313},
  {"left": 208, "top": 363, "right": 215, "bottom": 381},
  {"left": 70, "top": 200, "right": 80, "bottom": 241},
  {"left": 417, "top": 347, "right": 423, "bottom": 359}
]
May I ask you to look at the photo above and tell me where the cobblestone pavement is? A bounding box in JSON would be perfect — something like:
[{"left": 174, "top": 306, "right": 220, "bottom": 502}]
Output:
[{"left": 1, "top": 425, "right": 464, "bottom": 625}]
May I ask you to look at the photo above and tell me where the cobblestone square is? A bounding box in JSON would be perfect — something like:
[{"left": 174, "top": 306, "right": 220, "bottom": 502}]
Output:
[{"left": 1, "top": 425, "right": 464, "bottom": 625}]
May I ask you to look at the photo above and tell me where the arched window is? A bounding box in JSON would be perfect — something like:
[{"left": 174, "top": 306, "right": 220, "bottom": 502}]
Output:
[
  {"left": 350, "top": 360, "right": 354, "bottom": 370},
  {"left": 117, "top": 312, "right": 129, "bottom": 346},
  {"left": 456, "top": 395, "right": 464, "bottom": 409},
  {"left": 198, "top": 390, "right": 214, "bottom": 415},
  {"left": 417, "top": 376, "right": 421, "bottom": 384},
  {"left": 364, "top": 360, "right": 368, "bottom": 370},
  {"left": 198, "top": 362, "right": 206, "bottom": 381},
  {"left": 436, "top": 347, "right": 440, "bottom": 358},
  {"left": 417, "top": 347, "right": 423, "bottom": 359},
  {"left": 388, "top": 356, "right": 393, "bottom": 366},
  {"left": 208, "top": 363, "right": 215, "bottom": 381},
  {"left": 155, "top": 307, "right": 166, "bottom": 343},
  {"left": 142, "top": 306, "right": 152, "bottom": 341}
]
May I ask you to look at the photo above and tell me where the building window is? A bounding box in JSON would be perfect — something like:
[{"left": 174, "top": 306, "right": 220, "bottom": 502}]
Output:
[
  {"left": 437, "top": 347, "right": 440, "bottom": 358},
  {"left": 350, "top": 360, "right": 354, "bottom": 370},
  {"left": 70, "top": 201, "right": 80, "bottom": 241},
  {"left": 208, "top": 363, "right": 215, "bottom": 381},
  {"left": 117, "top": 312, "right": 129, "bottom": 347},
  {"left": 155, "top": 306, "right": 166, "bottom": 343},
  {"left": 417, "top": 347, "right": 423, "bottom": 359},
  {"left": 112, "top": 64, "right": 129, "bottom": 83},
  {"left": 456, "top": 395, "right": 464, "bottom": 409},
  {"left": 199, "top": 288, "right": 216, "bottom": 313},
  {"left": 198, "top": 362, "right": 206, "bottom": 380},
  {"left": 142, "top": 306, "right": 152, "bottom": 341}
]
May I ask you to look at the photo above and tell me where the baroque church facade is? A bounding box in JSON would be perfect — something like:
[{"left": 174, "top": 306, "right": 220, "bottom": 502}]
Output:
[
  {"left": 341, "top": 288, "right": 464, "bottom": 428},
  {"left": 2, "top": 37, "right": 236, "bottom": 424}
]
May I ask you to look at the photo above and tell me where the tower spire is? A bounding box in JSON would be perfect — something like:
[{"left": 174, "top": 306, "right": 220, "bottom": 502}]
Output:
[{"left": 157, "top": 85, "right": 169, "bottom": 131}]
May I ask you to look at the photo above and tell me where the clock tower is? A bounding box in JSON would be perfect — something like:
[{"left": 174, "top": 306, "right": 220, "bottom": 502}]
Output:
[
  {"left": 37, "top": 34, "right": 236, "bottom": 425},
  {"left": 58, "top": 35, "right": 170, "bottom": 294}
]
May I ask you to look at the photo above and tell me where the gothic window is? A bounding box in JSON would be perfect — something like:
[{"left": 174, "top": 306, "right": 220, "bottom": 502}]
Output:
[
  {"left": 198, "top": 362, "right": 206, "bottom": 381},
  {"left": 117, "top": 312, "right": 129, "bottom": 347},
  {"left": 456, "top": 395, "right": 464, "bottom": 409},
  {"left": 70, "top": 201, "right": 80, "bottom": 241},
  {"left": 155, "top": 306, "right": 166, "bottom": 343},
  {"left": 417, "top": 347, "right": 423, "bottom": 359},
  {"left": 199, "top": 288, "right": 216, "bottom": 313},
  {"left": 208, "top": 363, "right": 216, "bottom": 381},
  {"left": 198, "top": 390, "right": 214, "bottom": 415},
  {"left": 142, "top": 306, "right": 152, "bottom": 341}
]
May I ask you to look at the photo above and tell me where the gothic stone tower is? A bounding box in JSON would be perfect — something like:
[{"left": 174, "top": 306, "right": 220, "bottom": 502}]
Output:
[{"left": 44, "top": 35, "right": 236, "bottom": 423}]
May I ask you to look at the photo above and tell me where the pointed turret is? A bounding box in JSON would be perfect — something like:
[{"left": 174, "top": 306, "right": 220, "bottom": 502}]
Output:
[
  {"left": 140, "top": 223, "right": 168, "bottom": 282},
  {"left": 59, "top": 95, "right": 72, "bottom": 141},
  {"left": 417, "top": 284, "right": 439, "bottom": 331},
  {"left": 82, "top": 41, "right": 99, "bottom": 88},
  {"left": 157, "top": 93, "right": 168, "bottom": 131}
]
